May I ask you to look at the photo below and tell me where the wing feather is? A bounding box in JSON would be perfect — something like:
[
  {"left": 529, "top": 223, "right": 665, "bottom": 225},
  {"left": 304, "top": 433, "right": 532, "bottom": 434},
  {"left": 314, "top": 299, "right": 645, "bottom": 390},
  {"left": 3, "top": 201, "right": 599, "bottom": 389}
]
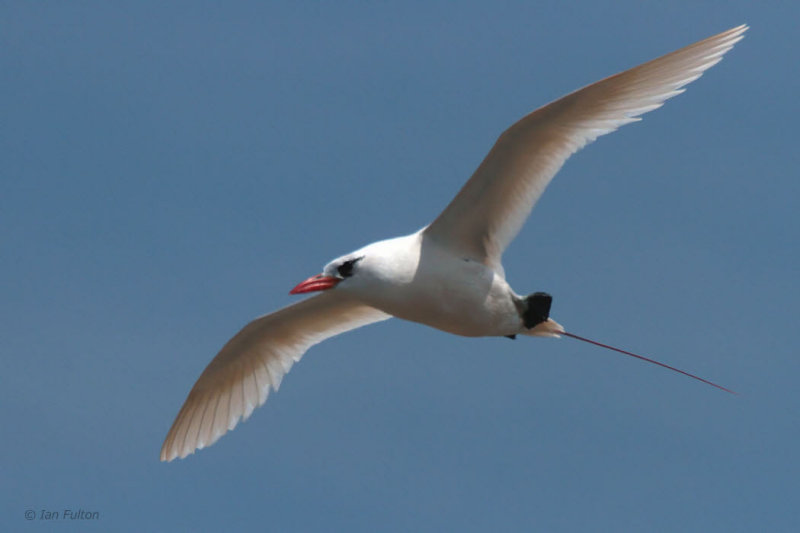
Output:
[
  {"left": 160, "top": 292, "right": 390, "bottom": 461},
  {"left": 424, "top": 25, "right": 747, "bottom": 269}
]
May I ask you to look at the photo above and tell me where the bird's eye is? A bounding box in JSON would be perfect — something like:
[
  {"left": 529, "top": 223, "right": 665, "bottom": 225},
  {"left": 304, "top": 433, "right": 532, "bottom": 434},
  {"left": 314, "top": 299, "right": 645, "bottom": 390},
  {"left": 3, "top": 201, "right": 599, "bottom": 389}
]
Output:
[{"left": 337, "top": 257, "right": 361, "bottom": 278}]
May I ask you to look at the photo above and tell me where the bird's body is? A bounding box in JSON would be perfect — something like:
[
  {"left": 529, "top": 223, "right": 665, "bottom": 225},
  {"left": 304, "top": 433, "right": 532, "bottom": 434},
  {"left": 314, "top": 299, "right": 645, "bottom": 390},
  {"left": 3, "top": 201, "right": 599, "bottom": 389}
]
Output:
[
  {"left": 161, "top": 25, "right": 746, "bottom": 462},
  {"left": 327, "top": 231, "right": 558, "bottom": 338}
]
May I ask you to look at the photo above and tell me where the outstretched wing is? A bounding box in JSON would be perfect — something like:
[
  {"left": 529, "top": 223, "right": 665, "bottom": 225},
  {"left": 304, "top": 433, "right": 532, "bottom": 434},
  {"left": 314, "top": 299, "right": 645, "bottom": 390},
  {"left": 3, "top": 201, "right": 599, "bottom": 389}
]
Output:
[
  {"left": 160, "top": 292, "right": 390, "bottom": 461},
  {"left": 424, "top": 25, "right": 747, "bottom": 271}
]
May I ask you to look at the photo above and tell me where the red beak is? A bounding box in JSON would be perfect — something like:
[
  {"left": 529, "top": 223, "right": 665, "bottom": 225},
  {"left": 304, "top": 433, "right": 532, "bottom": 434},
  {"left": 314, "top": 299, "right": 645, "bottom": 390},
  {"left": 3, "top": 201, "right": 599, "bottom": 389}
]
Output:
[{"left": 289, "top": 274, "right": 341, "bottom": 294}]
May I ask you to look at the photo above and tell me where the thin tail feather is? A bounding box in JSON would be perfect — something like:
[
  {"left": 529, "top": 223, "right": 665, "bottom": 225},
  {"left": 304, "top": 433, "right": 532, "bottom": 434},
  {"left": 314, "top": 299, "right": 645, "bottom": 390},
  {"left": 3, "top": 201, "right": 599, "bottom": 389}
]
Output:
[{"left": 561, "top": 331, "right": 736, "bottom": 394}]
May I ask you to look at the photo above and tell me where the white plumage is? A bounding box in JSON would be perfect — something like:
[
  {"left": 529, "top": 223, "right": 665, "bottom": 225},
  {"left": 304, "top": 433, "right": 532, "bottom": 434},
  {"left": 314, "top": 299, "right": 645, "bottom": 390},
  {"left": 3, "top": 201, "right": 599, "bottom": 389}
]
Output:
[{"left": 161, "top": 25, "right": 746, "bottom": 462}]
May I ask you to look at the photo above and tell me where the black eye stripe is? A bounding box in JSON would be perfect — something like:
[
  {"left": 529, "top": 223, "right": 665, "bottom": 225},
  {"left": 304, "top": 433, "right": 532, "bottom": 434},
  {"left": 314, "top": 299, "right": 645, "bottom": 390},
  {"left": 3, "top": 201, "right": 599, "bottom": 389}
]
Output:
[
  {"left": 337, "top": 262, "right": 354, "bottom": 278},
  {"left": 336, "top": 257, "right": 363, "bottom": 278}
]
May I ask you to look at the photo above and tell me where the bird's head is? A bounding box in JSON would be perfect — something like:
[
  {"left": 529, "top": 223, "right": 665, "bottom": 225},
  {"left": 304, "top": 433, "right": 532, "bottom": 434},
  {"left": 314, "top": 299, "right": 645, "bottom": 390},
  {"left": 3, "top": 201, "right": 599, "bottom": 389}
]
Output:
[
  {"left": 289, "top": 233, "right": 419, "bottom": 295},
  {"left": 289, "top": 254, "right": 366, "bottom": 294}
]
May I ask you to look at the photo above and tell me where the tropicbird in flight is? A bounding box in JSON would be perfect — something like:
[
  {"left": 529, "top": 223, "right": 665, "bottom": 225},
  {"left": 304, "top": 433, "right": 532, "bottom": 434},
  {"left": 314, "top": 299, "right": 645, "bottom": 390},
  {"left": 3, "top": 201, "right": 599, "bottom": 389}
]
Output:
[{"left": 161, "top": 25, "right": 746, "bottom": 461}]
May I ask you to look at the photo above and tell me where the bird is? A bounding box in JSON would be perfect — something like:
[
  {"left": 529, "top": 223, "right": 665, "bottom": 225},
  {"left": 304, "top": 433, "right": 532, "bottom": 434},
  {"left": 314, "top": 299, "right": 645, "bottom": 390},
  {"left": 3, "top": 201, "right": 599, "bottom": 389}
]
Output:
[{"left": 161, "top": 25, "right": 747, "bottom": 461}]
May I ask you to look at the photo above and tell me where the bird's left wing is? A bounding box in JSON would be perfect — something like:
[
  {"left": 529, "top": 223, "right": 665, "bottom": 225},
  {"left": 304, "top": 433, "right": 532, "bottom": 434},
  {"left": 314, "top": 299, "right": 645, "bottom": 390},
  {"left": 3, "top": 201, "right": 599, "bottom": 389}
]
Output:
[
  {"left": 160, "top": 292, "right": 390, "bottom": 461},
  {"left": 423, "top": 25, "right": 747, "bottom": 271}
]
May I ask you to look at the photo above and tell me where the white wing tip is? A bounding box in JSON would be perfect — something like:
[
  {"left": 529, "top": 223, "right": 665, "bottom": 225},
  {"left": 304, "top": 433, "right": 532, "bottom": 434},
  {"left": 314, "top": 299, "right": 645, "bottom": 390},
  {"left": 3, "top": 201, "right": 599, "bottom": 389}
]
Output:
[{"left": 160, "top": 340, "right": 304, "bottom": 462}]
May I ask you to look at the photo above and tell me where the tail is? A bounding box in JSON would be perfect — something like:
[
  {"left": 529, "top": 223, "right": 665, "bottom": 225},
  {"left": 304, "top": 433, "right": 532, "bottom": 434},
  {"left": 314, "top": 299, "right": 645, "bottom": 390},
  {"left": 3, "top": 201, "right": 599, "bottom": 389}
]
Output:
[
  {"left": 515, "top": 292, "right": 734, "bottom": 393},
  {"left": 523, "top": 318, "right": 565, "bottom": 338},
  {"left": 559, "top": 330, "right": 736, "bottom": 394}
]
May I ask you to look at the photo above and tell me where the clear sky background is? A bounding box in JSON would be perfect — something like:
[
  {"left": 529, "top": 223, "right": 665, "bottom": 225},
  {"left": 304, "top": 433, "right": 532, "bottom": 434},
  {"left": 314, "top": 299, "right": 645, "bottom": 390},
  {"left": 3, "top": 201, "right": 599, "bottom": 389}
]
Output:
[{"left": 2, "top": 2, "right": 798, "bottom": 531}]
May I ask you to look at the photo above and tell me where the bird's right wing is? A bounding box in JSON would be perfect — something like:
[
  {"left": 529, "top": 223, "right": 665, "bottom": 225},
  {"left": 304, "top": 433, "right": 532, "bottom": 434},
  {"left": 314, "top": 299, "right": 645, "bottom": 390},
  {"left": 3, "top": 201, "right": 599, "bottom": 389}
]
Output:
[
  {"left": 424, "top": 25, "right": 747, "bottom": 271},
  {"left": 160, "top": 292, "right": 390, "bottom": 461}
]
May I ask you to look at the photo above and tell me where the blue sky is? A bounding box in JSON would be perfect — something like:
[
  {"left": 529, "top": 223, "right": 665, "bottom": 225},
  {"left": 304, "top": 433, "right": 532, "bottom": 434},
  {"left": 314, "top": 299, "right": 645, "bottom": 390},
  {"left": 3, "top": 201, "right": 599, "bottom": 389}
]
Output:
[{"left": 2, "top": 2, "right": 798, "bottom": 531}]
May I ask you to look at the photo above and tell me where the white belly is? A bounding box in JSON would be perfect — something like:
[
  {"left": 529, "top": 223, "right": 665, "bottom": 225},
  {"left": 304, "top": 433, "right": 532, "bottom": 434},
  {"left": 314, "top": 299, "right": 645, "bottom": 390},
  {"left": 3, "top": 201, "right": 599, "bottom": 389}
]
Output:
[
  {"left": 356, "top": 235, "right": 524, "bottom": 337},
  {"left": 389, "top": 273, "right": 522, "bottom": 337}
]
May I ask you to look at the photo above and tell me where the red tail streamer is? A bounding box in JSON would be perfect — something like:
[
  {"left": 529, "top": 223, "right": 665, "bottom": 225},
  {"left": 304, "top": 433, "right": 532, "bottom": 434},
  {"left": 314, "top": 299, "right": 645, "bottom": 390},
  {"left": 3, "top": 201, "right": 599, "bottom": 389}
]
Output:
[{"left": 561, "top": 331, "right": 736, "bottom": 395}]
